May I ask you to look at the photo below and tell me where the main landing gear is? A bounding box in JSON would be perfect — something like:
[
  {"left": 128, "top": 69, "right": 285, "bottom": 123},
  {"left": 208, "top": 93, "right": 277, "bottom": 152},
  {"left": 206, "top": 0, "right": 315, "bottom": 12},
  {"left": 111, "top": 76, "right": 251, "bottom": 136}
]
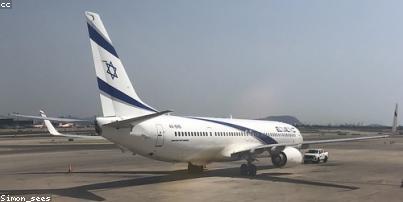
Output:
[
  {"left": 188, "top": 162, "right": 204, "bottom": 174},
  {"left": 240, "top": 161, "right": 257, "bottom": 176}
]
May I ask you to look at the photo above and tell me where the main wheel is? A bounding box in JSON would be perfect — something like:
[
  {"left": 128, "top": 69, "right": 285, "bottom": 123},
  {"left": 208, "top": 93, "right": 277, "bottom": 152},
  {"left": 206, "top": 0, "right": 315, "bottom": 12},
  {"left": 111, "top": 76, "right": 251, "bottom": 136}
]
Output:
[
  {"left": 188, "top": 163, "right": 203, "bottom": 174},
  {"left": 247, "top": 164, "right": 257, "bottom": 176},
  {"left": 240, "top": 164, "right": 248, "bottom": 176},
  {"left": 315, "top": 157, "right": 320, "bottom": 164},
  {"left": 323, "top": 156, "right": 328, "bottom": 163}
]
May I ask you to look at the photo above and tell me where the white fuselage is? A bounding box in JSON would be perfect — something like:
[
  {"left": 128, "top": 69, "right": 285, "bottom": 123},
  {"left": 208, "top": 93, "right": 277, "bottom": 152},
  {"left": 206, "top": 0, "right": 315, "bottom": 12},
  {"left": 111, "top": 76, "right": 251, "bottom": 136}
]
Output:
[{"left": 98, "top": 115, "right": 303, "bottom": 165}]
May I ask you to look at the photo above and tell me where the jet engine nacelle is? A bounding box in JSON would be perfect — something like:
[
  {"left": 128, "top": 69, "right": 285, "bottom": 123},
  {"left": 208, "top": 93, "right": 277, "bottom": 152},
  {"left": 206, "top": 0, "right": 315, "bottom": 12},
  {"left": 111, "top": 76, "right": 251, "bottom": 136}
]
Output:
[{"left": 271, "top": 147, "right": 302, "bottom": 168}]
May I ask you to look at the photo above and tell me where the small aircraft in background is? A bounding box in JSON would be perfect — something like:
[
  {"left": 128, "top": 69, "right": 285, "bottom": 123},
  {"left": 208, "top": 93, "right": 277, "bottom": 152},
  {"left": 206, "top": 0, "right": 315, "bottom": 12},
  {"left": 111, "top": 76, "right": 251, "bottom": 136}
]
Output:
[{"left": 58, "top": 122, "right": 74, "bottom": 128}]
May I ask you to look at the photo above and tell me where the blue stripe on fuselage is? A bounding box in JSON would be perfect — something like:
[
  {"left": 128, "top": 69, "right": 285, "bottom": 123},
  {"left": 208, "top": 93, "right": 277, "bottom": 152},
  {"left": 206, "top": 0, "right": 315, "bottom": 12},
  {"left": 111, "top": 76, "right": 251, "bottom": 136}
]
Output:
[
  {"left": 97, "top": 77, "right": 157, "bottom": 112},
  {"left": 190, "top": 117, "right": 278, "bottom": 145},
  {"left": 87, "top": 23, "right": 119, "bottom": 59}
]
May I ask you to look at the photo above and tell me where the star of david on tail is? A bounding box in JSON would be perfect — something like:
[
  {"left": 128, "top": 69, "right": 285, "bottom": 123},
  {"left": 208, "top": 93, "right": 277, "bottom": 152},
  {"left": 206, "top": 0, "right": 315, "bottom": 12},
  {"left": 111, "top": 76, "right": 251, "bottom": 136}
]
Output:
[{"left": 102, "top": 60, "right": 118, "bottom": 80}]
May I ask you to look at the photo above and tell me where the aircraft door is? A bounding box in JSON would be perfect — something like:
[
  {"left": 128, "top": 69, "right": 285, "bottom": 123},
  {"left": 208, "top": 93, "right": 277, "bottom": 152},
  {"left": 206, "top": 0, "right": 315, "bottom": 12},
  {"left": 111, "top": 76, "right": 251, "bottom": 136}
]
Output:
[{"left": 155, "top": 124, "right": 164, "bottom": 147}]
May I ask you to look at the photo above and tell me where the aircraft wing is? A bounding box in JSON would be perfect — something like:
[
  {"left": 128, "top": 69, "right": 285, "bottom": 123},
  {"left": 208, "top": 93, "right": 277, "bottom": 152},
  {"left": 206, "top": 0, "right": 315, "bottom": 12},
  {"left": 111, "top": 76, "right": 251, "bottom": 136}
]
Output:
[
  {"left": 12, "top": 112, "right": 90, "bottom": 122},
  {"left": 40, "top": 110, "right": 104, "bottom": 140},
  {"left": 231, "top": 135, "right": 389, "bottom": 158},
  {"left": 232, "top": 103, "right": 398, "bottom": 158},
  {"left": 301, "top": 135, "right": 389, "bottom": 146}
]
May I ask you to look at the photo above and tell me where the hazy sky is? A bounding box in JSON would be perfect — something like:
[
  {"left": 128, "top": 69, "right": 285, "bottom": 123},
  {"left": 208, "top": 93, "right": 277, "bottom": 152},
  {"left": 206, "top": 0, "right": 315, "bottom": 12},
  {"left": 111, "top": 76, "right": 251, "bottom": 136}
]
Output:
[{"left": 1, "top": 0, "right": 403, "bottom": 125}]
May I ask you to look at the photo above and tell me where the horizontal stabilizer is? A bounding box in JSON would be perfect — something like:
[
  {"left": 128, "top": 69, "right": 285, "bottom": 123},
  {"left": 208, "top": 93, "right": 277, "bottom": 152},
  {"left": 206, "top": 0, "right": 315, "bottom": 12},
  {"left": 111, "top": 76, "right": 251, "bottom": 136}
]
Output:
[{"left": 104, "top": 110, "right": 172, "bottom": 128}]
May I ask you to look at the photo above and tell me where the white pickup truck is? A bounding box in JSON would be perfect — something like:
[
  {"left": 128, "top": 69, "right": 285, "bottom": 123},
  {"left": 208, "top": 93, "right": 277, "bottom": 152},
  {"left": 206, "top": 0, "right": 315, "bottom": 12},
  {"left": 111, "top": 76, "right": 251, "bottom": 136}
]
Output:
[{"left": 304, "top": 149, "right": 329, "bottom": 163}]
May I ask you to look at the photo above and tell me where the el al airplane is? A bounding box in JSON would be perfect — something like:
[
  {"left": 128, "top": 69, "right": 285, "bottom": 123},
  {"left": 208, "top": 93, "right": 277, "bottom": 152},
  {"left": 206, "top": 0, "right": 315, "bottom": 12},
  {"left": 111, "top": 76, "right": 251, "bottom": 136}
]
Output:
[{"left": 14, "top": 12, "right": 397, "bottom": 176}]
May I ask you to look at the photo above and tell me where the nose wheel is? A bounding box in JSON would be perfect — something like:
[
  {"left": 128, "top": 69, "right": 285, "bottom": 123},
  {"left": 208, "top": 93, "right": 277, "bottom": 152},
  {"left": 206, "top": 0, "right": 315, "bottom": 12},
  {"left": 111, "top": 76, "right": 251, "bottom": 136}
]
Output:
[{"left": 240, "top": 163, "right": 257, "bottom": 176}]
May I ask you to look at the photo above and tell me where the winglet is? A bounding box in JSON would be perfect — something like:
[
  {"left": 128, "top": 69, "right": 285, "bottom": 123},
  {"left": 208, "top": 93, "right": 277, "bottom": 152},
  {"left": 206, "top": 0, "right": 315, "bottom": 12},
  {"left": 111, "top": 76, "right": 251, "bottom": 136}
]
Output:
[
  {"left": 40, "top": 110, "right": 61, "bottom": 136},
  {"left": 392, "top": 103, "right": 399, "bottom": 135}
]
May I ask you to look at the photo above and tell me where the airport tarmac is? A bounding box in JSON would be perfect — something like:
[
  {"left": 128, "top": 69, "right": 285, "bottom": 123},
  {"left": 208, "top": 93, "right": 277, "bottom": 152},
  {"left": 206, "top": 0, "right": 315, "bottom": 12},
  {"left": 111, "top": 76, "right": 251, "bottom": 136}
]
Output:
[{"left": 0, "top": 134, "right": 403, "bottom": 202}]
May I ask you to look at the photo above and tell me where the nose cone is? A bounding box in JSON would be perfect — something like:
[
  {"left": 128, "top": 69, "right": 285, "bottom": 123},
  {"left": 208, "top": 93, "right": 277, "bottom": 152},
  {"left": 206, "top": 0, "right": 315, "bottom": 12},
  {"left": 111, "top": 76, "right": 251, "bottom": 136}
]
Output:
[
  {"left": 283, "top": 123, "right": 303, "bottom": 143},
  {"left": 293, "top": 127, "right": 303, "bottom": 143}
]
